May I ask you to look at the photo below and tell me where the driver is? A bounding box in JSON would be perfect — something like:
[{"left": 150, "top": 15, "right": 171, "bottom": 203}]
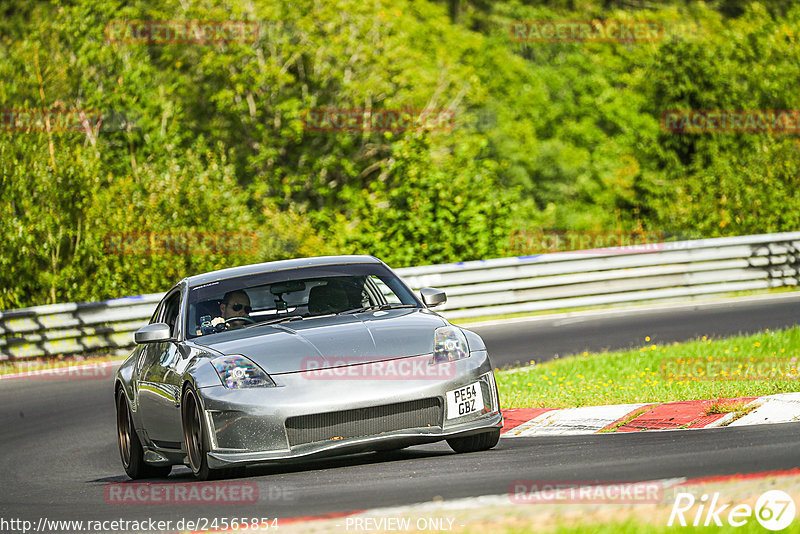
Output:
[{"left": 209, "top": 290, "right": 251, "bottom": 329}]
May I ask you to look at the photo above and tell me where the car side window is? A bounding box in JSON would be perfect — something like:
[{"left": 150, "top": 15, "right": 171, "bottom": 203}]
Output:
[
  {"left": 160, "top": 291, "right": 182, "bottom": 338},
  {"left": 366, "top": 275, "right": 401, "bottom": 304},
  {"left": 149, "top": 301, "right": 164, "bottom": 325}
]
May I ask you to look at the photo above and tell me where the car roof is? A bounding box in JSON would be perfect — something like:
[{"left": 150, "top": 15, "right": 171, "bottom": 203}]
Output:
[{"left": 182, "top": 255, "right": 385, "bottom": 287}]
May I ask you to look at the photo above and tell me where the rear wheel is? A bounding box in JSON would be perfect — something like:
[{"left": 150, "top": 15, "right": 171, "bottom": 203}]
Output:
[
  {"left": 446, "top": 428, "right": 501, "bottom": 453},
  {"left": 116, "top": 388, "right": 172, "bottom": 479},
  {"left": 182, "top": 386, "right": 241, "bottom": 480}
]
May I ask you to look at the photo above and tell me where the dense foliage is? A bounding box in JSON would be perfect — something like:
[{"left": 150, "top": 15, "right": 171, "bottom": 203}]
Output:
[{"left": 1, "top": 0, "right": 798, "bottom": 308}]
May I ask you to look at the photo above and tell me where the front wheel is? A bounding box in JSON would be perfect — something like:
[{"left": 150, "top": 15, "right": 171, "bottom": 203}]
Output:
[
  {"left": 446, "top": 428, "right": 501, "bottom": 453},
  {"left": 116, "top": 388, "right": 172, "bottom": 479},
  {"left": 182, "top": 386, "right": 242, "bottom": 480}
]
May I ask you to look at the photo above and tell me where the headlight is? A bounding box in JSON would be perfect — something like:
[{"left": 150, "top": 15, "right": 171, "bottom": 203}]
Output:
[
  {"left": 212, "top": 355, "right": 276, "bottom": 388},
  {"left": 432, "top": 326, "right": 470, "bottom": 364}
]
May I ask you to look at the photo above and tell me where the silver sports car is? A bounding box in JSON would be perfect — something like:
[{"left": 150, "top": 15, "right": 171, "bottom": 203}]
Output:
[{"left": 115, "top": 255, "right": 503, "bottom": 480}]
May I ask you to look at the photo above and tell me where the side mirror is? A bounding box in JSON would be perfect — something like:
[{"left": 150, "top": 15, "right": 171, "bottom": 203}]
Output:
[
  {"left": 420, "top": 287, "right": 447, "bottom": 308},
  {"left": 134, "top": 323, "right": 172, "bottom": 344}
]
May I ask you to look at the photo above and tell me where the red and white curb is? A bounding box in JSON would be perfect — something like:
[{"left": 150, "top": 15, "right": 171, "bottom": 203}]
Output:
[
  {"left": 503, "top": 403, "right": 648, "bottom": 436},
  {"left": 727, "top": 392, "right": 800, "bottom": 426},
  {"left": 501, "top": 393, "right": 800, "bottom": 437}
]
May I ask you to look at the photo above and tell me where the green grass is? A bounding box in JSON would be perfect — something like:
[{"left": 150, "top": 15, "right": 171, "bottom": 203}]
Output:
[
  {"left": 497, "top": 327, "right": 800, "bottom": 409},
  {"left": 704, "top": 399, "right": 756, "bottom": 415},
  {"left": 597, "top": 406, "right": 653, "bottom": 433}
]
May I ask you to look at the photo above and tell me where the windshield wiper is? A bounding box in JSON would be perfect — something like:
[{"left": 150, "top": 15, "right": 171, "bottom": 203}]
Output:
[
  {"left": 338, "top": 304, "right": 417, "bottom": 315},
  {"left": 242, "top": 315, "right": 304, "bottom": 329}
]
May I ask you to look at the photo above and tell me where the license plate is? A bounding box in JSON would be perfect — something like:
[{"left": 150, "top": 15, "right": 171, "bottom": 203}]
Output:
[{"left": 446, "top": 382, "right": 484, "bottom": 419}]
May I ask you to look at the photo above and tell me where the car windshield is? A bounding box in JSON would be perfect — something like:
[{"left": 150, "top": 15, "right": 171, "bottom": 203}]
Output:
[{"left": 186, "top": 263, "right": 420, "bottom": 338}]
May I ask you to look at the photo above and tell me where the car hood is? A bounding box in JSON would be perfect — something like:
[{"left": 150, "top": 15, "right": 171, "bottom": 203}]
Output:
[{"left": 191, "top": 309, "right": 449, "bottom": 374}]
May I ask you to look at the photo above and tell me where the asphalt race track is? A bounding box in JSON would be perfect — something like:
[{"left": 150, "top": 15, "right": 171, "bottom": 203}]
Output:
[{"left": 2, "top": 294, "right": 800, "bottom": 527}]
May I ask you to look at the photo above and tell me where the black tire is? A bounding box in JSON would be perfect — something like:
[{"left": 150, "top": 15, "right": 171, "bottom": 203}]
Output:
[
  {"left": 116, "top": 388, "right": 172, "bottom": 479},
  {"left": 182, "top": 386, "right": 237, "bottom": 480},
  {"left": 446, "top": 428, "right": 501, "bottom": 453}
]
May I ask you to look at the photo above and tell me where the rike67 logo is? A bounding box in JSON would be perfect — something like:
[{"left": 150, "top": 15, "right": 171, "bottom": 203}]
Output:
[{"left": 669, "top": 490, "right": 796, "bottom": 531}]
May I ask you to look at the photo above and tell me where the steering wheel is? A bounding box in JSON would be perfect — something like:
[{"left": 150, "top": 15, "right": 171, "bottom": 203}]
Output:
[{"left": 224, "top": 316, "right": 256, "bottom": 327}]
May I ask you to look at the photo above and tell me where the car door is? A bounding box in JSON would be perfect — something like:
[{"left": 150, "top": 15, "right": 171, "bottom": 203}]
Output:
[{"left": 136, "top": 288, "right": 186, "bottom": 447}]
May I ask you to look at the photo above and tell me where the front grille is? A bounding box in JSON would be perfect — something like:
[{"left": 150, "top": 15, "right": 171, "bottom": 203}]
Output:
[{"left": 285, "top": 398, "right": 442, "bottom": 447}]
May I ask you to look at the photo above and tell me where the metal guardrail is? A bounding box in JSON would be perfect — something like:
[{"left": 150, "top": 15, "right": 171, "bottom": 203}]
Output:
[
  {"left": 401, "top": 232, "right": 800, "bottom": 319},
  {"left": 1, "top": 232, "right": 798, "bottom": 360},
  {"left": 0, "top": 294, "right": 163, "bottom": 360}
]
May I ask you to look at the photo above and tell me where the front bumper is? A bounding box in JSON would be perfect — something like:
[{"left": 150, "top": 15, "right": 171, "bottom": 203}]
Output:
[{"left": 194, "top": 350, "right": 502, "bottom": 469}]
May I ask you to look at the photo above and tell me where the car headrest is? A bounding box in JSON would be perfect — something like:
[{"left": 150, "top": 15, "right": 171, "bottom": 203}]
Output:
[{"left": 307, "top": 283, "right": 348, "bottom": 315}]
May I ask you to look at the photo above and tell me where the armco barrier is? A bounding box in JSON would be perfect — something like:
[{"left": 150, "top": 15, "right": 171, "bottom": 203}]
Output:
[
  {"left": 1, "top": 232, "right": 798, "bottom": 360},
  {"left": 0, "top": 294, "right": 163, "bottom": 360}
]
